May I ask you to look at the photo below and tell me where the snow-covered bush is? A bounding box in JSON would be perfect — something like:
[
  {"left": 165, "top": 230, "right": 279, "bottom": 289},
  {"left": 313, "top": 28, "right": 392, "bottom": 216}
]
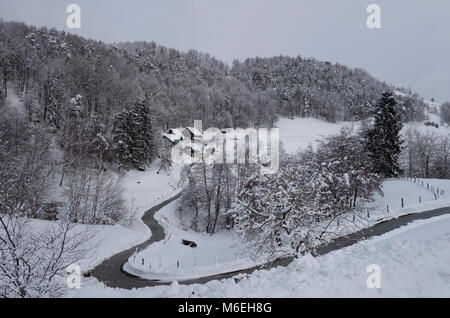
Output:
[
  {"left": 0, "top": 211, "right": 88, "bottom": 298},
  {"left": 231, "top": 129, "right": 382, "bottom": 258}
]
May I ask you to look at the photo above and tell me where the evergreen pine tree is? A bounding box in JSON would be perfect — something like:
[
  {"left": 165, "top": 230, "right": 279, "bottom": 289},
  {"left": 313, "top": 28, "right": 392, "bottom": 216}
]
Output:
[
  {"left": 367, "top": 91, "right": 404, "bottom": 177},
  {"left": 112, "top": 99, "right": 155, "bottom": 170}
]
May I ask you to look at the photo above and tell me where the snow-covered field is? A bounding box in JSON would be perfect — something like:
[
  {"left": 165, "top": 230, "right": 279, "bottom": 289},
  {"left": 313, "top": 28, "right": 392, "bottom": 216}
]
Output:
[
  {"left": 277, "top": 94, "right": 449, "bottom": 156},
  {"left": 277, "top": 117, "right": 359, "bottom": 154},
  {"left": 71, "top": 213, "right": 450, "bottom": 297}
]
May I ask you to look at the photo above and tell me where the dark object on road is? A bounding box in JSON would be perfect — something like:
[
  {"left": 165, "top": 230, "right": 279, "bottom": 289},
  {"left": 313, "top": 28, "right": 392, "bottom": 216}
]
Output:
[
  {"left": 424, "top": 121, "right": 439, "bottom": 128},
  {"left": 182, "top": 239, "right": 197, "bottom": 248}
]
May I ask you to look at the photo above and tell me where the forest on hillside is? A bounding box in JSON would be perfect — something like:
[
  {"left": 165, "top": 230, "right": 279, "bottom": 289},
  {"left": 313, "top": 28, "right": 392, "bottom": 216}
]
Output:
[{"left": 0, "top": 20, "right": 435, "bottom": 228}]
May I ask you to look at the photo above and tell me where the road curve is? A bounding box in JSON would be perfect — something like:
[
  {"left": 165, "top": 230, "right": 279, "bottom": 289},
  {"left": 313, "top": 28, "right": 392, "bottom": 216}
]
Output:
[
  {"left": 90, "top": 192, "right": 450, "bottom": 290},
  {"left": 90, "top": 193, "right": 182, "bottom": 289}
]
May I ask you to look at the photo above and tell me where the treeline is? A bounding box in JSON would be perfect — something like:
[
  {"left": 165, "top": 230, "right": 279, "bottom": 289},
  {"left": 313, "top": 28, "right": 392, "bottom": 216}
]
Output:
[
  {"left": 402, "top": 128, "right": 450, "bottom": 179},
  {"left": 1, "top": 21, "right": 428, "bottom": 169}
]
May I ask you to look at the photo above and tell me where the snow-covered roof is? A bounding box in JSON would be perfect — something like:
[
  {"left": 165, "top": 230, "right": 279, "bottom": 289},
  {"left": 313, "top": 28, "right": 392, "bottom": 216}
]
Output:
[
  {"left": 186, "top": 126, "right": 202, "bottom": 137},
  {"left": 162, "top": 133, "right": 180, "bottom": 143},
  {"left": 163, "top": 126, "right": 202, "bottom": 143},
  {"left": 163, "top": 128, "right": 183, "bottom": 143}
]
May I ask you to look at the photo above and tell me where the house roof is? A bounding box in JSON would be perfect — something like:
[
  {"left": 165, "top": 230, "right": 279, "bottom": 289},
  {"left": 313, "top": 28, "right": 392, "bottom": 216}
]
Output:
[
  {"left": 163, "top": 126, "right": 202, "bottom": 143},
  {"left": 186, "top": 126, "right": 202, "bottom": 137},
  {"left": 162, "top": 127, "right": 184, "bottom": 143}
]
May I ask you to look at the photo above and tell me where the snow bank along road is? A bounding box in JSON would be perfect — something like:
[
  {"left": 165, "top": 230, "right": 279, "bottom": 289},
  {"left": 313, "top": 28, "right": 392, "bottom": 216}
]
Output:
[{"left": 90, "top": 192, "right": 450, "bottom": 290}]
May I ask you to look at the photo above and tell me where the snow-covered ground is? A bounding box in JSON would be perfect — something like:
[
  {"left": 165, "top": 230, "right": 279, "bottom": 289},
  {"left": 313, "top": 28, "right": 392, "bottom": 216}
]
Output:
[
  {"left": 123, "top": 199, "right": 263, "bottom": 281},
  {"left": 26, "top": 219, "right": 148, "bottom": 273},
  {"left": 398, "top": 91, "right": 450, "bottom": 137},
  {"left": 16, "top": 161, "right": 184, "bottom": 274},
  {"left": 277, "top": 94, "right": 448, "bottom": 156},
  {"left": 71, "top": 213, "right": 450, "bottom": 297},
  {"left": 403, "top": 115, "right": 450, "bottom": 138},
  {"left": 277, "top": 117, "right": 359, "bottom": 154},
  {"left": 313, "top": 178, "right": 450, "bottom": 244},
  {"left": 78, "top": 162, "right": 184, "bottom": 270},
  {"left": 120, "top": 162, "right": 184, "bottom": 233},
  {"left": 5, "top": 84, "right": 26, "bottom": 114},
  {"left": 120, "top": 177, "right": 450, "bottom": 282}
]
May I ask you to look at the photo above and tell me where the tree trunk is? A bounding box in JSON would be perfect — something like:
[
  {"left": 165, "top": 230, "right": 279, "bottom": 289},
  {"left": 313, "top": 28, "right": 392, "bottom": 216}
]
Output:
[{"left": 3, "top": 68, "right": 7, "bottom": 98}]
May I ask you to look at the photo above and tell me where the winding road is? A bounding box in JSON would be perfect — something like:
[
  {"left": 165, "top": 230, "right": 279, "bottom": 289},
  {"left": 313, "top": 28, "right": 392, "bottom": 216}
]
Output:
[{"left": 90, "top": 192, "right": 450, "bottom": 290}]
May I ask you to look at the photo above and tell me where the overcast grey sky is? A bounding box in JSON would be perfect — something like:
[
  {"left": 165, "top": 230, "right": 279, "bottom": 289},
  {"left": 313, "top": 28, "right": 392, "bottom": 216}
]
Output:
[{"left": 1, "top": 0, "right": 449, "bottom": 102}]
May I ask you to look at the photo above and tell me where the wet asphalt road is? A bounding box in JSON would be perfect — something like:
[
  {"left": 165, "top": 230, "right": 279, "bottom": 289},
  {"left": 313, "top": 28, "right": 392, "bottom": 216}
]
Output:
[{"left": 90, "top": 193, "right": 450, "bottom": 290}]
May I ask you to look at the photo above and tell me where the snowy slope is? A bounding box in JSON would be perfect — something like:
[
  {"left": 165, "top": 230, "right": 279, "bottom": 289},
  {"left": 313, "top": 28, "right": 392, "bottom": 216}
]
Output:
[
  {"left": 396, "top": 90, "right": 450, "bottom": 137},
  {"left": 120, "top": 162, "right": 184, "bottom": 233},
  {"left": 80, "top": 162, "right": 184, "bottom": 270},
  {"left": 276, "top": 117, "right": 359, "bottom": 154},
  {"left": 278, "top": 93, "right": 449, "bottom": 155}
]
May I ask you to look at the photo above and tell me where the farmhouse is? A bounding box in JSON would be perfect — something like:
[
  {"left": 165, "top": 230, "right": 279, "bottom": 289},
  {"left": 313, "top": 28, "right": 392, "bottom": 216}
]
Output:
[{"left": 162, "top": 126, "right": 202, "bottom": 144}]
